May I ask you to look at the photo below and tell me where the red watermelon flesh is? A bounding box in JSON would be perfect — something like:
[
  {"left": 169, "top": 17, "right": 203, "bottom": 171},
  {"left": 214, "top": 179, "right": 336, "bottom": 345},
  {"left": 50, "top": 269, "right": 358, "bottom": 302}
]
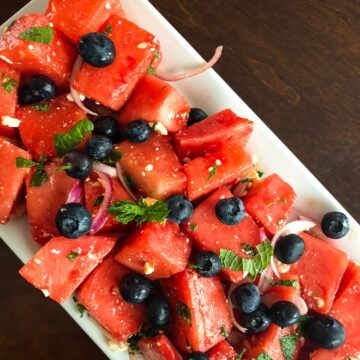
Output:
[
  {"left": 138, "top": 335, "right": 182, "bottom": 360},
  {"left": 207, "top": 340, "right": 238, "bottom": 360}
]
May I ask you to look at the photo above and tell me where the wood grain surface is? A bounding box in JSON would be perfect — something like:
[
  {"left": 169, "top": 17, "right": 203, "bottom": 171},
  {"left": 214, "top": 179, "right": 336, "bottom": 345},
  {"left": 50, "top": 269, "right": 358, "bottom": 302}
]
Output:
[{"left": 0, "top": 0, "right": 359, "bottom": 359}]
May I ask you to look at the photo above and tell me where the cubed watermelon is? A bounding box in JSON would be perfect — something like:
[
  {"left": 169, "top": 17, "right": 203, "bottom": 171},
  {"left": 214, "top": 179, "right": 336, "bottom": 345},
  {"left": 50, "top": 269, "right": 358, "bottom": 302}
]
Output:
[
  {"left": 116, "top": 134, "right": 186, "bottom": 200},
  {"left": 118, "top": 74, "right": 189, "bottom": 133},
  {"left": 290, "top": 232, "right": 349, "bottom": 314},
  {"left": 84, "top": 172, "right": 132, "bottom": 233},
  {"left": 18, "top": 94, "right": 86, "bottom": 158},
  {"left": 46, "top": 0, "right": 125, "bottom": 44},
  {"left": 115, "top": 222, "right": 191, "bottom": 280},
  {"left": 77, "top": 255, "right": 145, "bottom": 342},
  {"left": 26, "top": 162, "right": 79, "bottom": 246},
  {"left": 310, "top": 343, "right": 360, "bottom": 360},
  {"left": 243, "top": 174, "right": 296, "bottom": 234},
  {"left": 186, "top": 187, "right": 261, "bottom": 282},
  {"left": 0, "top": 59, "right": 20, "bottom": 138},
  {"left": 73, "top": 16, "right": 160, "bottom": 110},
  {"left": 207, "top": 340, "right": 238, "bottom": 360},
  {"left": 161, "top": 269, "right": 232, "bottom": 353},
  {"left": 19, "top": 235, "right": 117, "bottom": 303},
  {"left": 0, "top": 14, "right": 76, "bottom": 88},
  {"left": 174, "top": 109, "right": 254, "bottom": 160},
  {"left": 138, "top": 334, "right": 182, "bottom": 360},
  {"left": 184, "top": 142, "right": 253, "bottom": 201},
  {"left": 0, "top": 137, "right": 30, "bottom": 223}
]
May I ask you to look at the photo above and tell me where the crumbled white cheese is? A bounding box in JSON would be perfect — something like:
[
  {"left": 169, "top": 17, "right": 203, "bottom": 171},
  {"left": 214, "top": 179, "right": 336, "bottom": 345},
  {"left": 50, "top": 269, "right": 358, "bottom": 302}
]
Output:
[
  {"left": 108, "top": 339, "right": 128, "bottom": 352},
  {"left": 145, "top": 164, "right": 154, "bottom": 172},
  {"left": 41, "top": 289, "right": 49, "bottom": 297},
  {"left": 1, "top": 116, "right": 20, "bottom": 128},
  {"left": 0, "top": 55, "right": 13, "bottom": 64},
  {"left": 28, "top": 44, "right": 34, "bottom": 50},
  {"left": 208, "top": 167, "right": 214, "bottom": 172},
  {"left": 153, "top": 122, "right": 168, "bottom": 135},
  {"left": 215, "top": 159, "right": 222, "bottom": 166},
  {"left": 79, "top": 94, "right": 85, "bottom": 101},
  {"left": 34, "top": 258, "right": 41, "bottom": 265},
  {"left": 137, "top": 42, "right": 148, "bottom": 49},
  {"left": 314, "top": 297, "right": 325, "bottom": 308},
  {"left": 105, "top": 2, "right": 111, "bottom": 9},
  {"left": 66, "top": 93, "right": 74, "bottom": 102},
  {"left": 50, "top": 249, "right": 60, "bottom": 254},
  {"left": 144, "top": 262, "right": 155, "bottom": 275}
]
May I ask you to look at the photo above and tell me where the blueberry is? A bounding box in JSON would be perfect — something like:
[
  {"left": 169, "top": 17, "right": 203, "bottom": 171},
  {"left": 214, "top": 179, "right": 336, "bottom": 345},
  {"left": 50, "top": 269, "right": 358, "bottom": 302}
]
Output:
[
  {"left": 321, "top": 212, "right": 350, "bottom": 239},
  {"left": 166, "top": 194, "right": 193, "bottom": 224},
  {"left": 79, "top": 32, "right": 116, "bottom": 68},
  {"left": 55, "top": 203, "right": 92, "bottom": 239},
  {"left": 231, "top": 283, "right": 261, "bottom": 313},
  {"left": 304, "top": 316, "right": 346, "bottom": 349},
  {"left": 274, "top": 234, "right": 305, "bottom": 264},
  {"left": 186, "top": 352, "right": 209, "bottom": 360},
  {"left": 187, "top": 108, "right": 208, "bottom": 126},
  {"left": 85, "top": 135, "right": 113, "bottom": 161},
  {"left": 239, "top": 303, "right": 271, "bottom": 334},
  {"left": 269, "top": 301, "right": 300, "bottom": 328},
  {"left": 63, "top": 150, "right": 92, "bottom": 180},
  {"left": 19, "top": 74, "right": 57, "bottom": 106},
  {"left": 194, "top": 251, "right": 221, "bottom": 277},
  {"left": 93, "top": 116, "right": 122, "bottom": 143},
  {"left": 215, "top": 197, "right": 245, "bottom": 225},
  {"left": 146, "top": 294, "right": 170, "bottom": 328},
  {"left": 120, "top": 273, "right": 151, "bottom": 305},
  {"left": 125, "top": 120, "right": 151, "bottom": 143}
]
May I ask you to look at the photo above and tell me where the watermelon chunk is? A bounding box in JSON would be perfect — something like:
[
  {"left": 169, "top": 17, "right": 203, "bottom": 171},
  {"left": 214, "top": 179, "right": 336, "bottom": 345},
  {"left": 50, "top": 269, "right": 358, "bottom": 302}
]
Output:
[
  {"left": 174, "top": 109, "right": 254, "bottom": 159},
  {"left": 243, "top": 174, "right": 296, "bottom": 234},
  {"left": 116, "top": 134, "right": 186, "bottom": 200},
  {"left": 18, "top": 94, "right": 86, "bottom": 158},
  {"left": 115, "top": 222, "right": 191, "bottom": 280},
  {"left": 161, "top": 269, "right": 232, "bottom": 353},
  {"left": 0, "top": 14, "right": 76, "bottom": 88},
  {"left": 186, "top": 187, "right": 261, "bottom": 282},
  {"left": 0, "top": 59, "right": 20, "bottom": 138},
  {"left": 73, "top": 16, "right": 160, "bottom": 110},
  {"left": 138, "top": 335, "right": 182, "bottom": 360},
  {"left": 84, "top": 172, "right": 132, "bottom": 233},
  {"left": 46, "top": 0, "right": 125, "bottom": 44},
  {"left": 26, "top": 163, "right": 79, "bottom": 246},
  {"left": 290, "top": 232, "right": 349, "bottom": 314},
  {"left": 19, "top": 235, "right": 117, "bottom": 303},
  {"left": 0, "top": 137, "right": 30, "bottom": 223},
  {"left": 184, "top": 142, "right": 253, "bottom": 201},
  {"left": 118, "top": 74, "right": 190, "bottom": 133},
  {"left": 207, "top": 340, "right": 238, "bottom": 360},
  {"left": 77, "top": 255, "right": 145, "bottom": 342}
]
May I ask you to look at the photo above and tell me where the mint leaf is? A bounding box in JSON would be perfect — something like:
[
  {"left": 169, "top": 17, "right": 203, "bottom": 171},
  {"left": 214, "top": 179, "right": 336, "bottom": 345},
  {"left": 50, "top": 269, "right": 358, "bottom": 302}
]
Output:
[
  {"left": 56, "top": 164, "right": 72, "bottom": 172},
  {"left": 235, "top": 348, "right": 247, "bottom": 360},
  {"left": 32, "top": 103, "right": 50, "bottom": 112},
  {"left": 257, "top": 353, "right": 272, "bottom": 360},
  {"left": 1, "top": 74, "right": 17, "bottom": 94},
  {"left": 108, "top": 199, "right": 168, "bottom": 225},
  {"left": 241, "top": 177, "right": 253, "bottom": 184},
  {"left": 241, "top": 243, "right": 256, "bottom": 257},
  {"left": 18, "top": 25, "right": 54, "bottom": 44},
  {"left": 187, "top": 263, "right": 200, "bottom": 270},
  {"left": 93, "top": 195, "right": 104, "bottom": 208},
  {"left": 272, "top": 279, "right": 301, "bottom": 291},
  {"left": 104, "top": 24, "right": 112, "bottom": 34},
  {"left": 103, "top": 149, "right": 122, "bottom": 165},
  {"left": 208, "top": 162, "right": 218, "bottom": 180},
  {"left": 220, "top": 240, "right": 273, "bottom": 279},
  {"left": 67, "top": 251, "right": 79, "bottom": 261},
  {"left": 147, "top": 48, "right": 160, "bottom": 74},
  {"left": 177, "top": 301, "right": 192, "bottom": 325},
  {"left": 16, "top": 157, "right": 38, "bottom": 168},
  {"left": 280, "top": 334, "right": 299, "bottom": 360},
  {"left": 54, "top": 118, "right": 94, "bottom": 157},
  {"left": 257, "top": 170, "right": 264, "bottom": 178},
  {"left": 30, "top": 169, "right": 48, "bottom": 187},
  {"left": 188, "top": 224, "right": 198, "bottom": 231},
  {"left": 220, "top": 325, "right": 229, "bottom": 338},
  {"left": 280, "top": 196, "right": 287, "bottom": 204},
  {"left": 16, "top": 155, "right": 49, "bottom": 187},
  {"left": 73, "top": 297, "right": 87, "bottom": 318}
]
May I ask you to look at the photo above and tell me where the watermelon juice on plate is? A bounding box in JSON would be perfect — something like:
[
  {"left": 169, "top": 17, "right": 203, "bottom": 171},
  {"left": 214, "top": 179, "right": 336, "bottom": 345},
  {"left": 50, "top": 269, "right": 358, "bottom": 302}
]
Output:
[{"left": 0, "top": 1, "right": 359, "bottom": 359}]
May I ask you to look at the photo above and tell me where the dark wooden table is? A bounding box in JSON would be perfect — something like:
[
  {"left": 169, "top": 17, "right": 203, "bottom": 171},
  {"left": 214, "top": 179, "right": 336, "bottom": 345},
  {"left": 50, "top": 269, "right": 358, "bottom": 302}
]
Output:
[{"left": 1, "top": 1, "right": 359, "bottom": 359}]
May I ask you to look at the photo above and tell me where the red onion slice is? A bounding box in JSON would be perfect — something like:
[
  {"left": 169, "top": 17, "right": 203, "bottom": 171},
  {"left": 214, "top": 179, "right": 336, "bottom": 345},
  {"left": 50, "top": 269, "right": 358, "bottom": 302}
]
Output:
[
  {"left": 116, "top": 163, "right": 137, "bottom": 201},
  {"left": 228, "top": 283, "right": 248, "bottom": 334},
  {"left": 70, "top": 56, "right": 98, "bottom": 116},
  {"left": 93, "top": 163, "right": 117, "bottom": 178},
  {"left": 298, "top": 215, "right": 332, "bottom": 241},
  {"left": 89, "top": 171, "right": 113, "bottom": 235},
  {"left": 155, "top": 46, "right": 223, "bottom": 82},
  {"left": 66, "top": 181, "right": 83, "bottom": 203}
]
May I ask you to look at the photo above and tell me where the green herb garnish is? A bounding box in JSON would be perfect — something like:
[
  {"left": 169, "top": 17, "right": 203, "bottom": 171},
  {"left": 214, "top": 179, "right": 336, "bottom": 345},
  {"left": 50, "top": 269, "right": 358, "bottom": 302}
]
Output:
[
  {"left": 208, "top": 162, "right": 218, "bottom": 180},
  {"left": 67, "top": 251, "right": 79, "bottom": 261},
  {"left": 272, "top": 279, "right": 301, "bottom": 291},
  {"left": 32, "top": 103, "right": 50, "bottom": 112},
  {"left": 241, "top": 243, "right": 257, "bottom": 257},
  {"left": 241, "top": 178, "right": 253, "bottom": 184},
  {"left": 73, "top": 297, "right": 87, "bottom": 318},
  {"left": 280, "top": 196, "right": 287, "bottom": 204},
  {"left": 220, "top": 325, "right": 229, "bottom": 338},
  {"left": 257, "top": 353, "right": 272, "bottom": 360},
  {"left": 103, "top": 149, "right": 122, "bottom": 165},
  {"left": 280, "top": 334, "right": 300, "bottom": 360},
  {"left": 147, "top": 48, "right": 160, "bottom": 75},
  {"left": 56, "top": 164, "right": 72, "bottom": 172},
  {"left": 187, "top": 263, "right": 200, "bottom": 270},
  {"left": 104, "top": 24, "right": 112, "bottom": 34},
  {"left": 18, "top": 25, "right": 54, "bottom": 44},
  {"left": 257, "top": 170, "right": 264, "bottom": 178},
  {"left": 1, "top": 74, "right": 17, "bottom": 94},
  {"left": 235, "top": 348, "right": 247, "bottom": 360},
  {"left": 177, "top": 301, "right": 192, "bottom": 325},
  {"left": 16, "top": 155, "right": 48, "bottom": 187},
  {"left": 188, "top": 224, "right": 198, "bottom": 231}
]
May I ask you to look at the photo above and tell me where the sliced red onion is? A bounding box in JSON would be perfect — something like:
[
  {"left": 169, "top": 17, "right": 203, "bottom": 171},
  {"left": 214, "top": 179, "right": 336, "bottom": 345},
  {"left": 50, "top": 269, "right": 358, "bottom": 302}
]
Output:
[
  {"left": 155, "top": 46, "right": 223, "bottom": 82},
  {"left": 89, "top": 171, "right": 113, "bottom": 235},
  {"left": 228, "top": 283, "right": 248, "bottom": 334},
  {"left": 66, "top": 181, "right": 83, "bottom": 203},
  {"left": 233, "top": 181, "right": 248, "bottom": 198},
  {"left": 258, "top": 264, "right": 273, "bottom": 294},
  {"left": 298, "top": 215, "right": 331, "bottom": 241},
  {"left": 70, "top": 56, "right": 98, "bottom": 116},
  {"left": 116, "top": 163, "right": 137, "bottom": 201},
  {"left": 93, "top": 163, "right": 117, "bottom": 178}
]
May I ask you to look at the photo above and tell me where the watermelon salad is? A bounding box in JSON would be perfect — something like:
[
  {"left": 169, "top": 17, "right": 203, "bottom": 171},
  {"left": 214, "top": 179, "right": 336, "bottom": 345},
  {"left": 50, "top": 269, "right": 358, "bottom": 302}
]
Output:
[{"left": 0, "top": 1, "right": 358, "bottom": 359}]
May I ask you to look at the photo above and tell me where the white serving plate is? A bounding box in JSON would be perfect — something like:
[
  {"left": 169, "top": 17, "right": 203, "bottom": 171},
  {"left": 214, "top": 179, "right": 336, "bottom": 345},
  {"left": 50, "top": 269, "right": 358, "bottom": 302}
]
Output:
[{"left": 1, "top": 1, "right": 359, "bottom": 359}]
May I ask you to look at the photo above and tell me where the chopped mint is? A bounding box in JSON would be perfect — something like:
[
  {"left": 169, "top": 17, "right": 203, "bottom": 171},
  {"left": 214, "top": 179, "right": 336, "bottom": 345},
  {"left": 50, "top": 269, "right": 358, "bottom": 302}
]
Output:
[
  {"left": 220, "top": 325, "right": 229, "bottom": 338},
  {"left": 235, "top": 349, "right": 247, "bottom": 360},
  {"left": 177, "top": 301, "right": 192, "bottom": 325},
  {"left": 16, "top": 157, "right": 38, "bottom": 168},
  {"left": 67, "top": 251, "right": 79, "bottom": 261},
  {"left": 280, "top": 334, "right": 300, "bottom": 360},
  {"left": 1, "top": 74, "right": 17, "bottom": 94},
  {"left": 256, "top": 353, "right": 272, "bottom": 360},
  {"left": 188, "top": 224, "right": 198, "bottom": 231},
  {"left": 32, "top": 103, "right": 50, "bottom": 112},
  {"left": 257, "top": 170, "right": 264, "bottom": 178},
  {"left": 105, "top": 24, "right": 112, "bottom": 34},
  {"left": 56, "top": 164, "right": 72, "bottom": 172},
  {"left": 73, "top": 297, "right": 87, "bottom": 318},
  {"left": 187, "top": 263, "right": 200, "bottom": 270},
  {"left": 241, "top": 178, "right": 253, "bottom": 183},
  {"left": 208, "top": 162, "right": 218, "bottom": 180},
  {"left": 280, "top": 196, "right": 287, "bottom": 204},
  {"left": 241, "top": 243, "right": 257, "bottom": 257},
  {"left": 147, "top": 48, "right": 160, "bottom": 75},
  {"left": 103, "top": 149, "right": 122, "bottom": 165},
  {"left": 272, "top": 279, "right": 301, "bottom": 291},
  {"left": 18, "top": 25, "right": 54, "bottom": 44},
  {"left": 16, "top": 155, "right": 48, "bottom": 187}
]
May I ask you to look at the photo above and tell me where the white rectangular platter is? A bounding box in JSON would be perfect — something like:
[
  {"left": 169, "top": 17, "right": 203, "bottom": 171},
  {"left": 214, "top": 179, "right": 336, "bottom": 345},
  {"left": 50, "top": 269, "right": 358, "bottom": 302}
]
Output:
[{"left": 0, "top": 1, "right": 359, "bottom": 359}]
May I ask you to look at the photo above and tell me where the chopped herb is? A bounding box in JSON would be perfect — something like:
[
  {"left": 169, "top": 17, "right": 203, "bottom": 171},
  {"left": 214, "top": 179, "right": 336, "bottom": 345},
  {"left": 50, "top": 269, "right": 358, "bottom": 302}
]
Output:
[
  {"left": 1, "top": 75, "right": 17, "bottom": 94},
  {"left": 103, "top": 149, "right": 122, "bottom": 165},
  {"left": 241, "top": 243, "right": 257, "bottom": 257},
  {"left": 124, "top": 175, "right": 134, "bottom": 189},
  {"left": 108, "top": 198, "right": 168, "bottom": 225},
  {"left": 147, "top": 48, "right": 160, "bottom": 75},
  {"left": 93, "top": 195, "right": 105, "bottom": 208},
  {"left": 187, "top": 263, "right": 200, "bottom": 270},
  {"left": 235, "top": 348, "right": 247, "bottom": 360},
  {"left": 272, "top": 279, "right": 301, "bottom": 291},
  {"left": 280, "top": 334, "right": 300, "bottom": 360},
  {"left": 147, "top": 67, "right": 156, "bottom": 75},
  {"left": 67, "top": 251, "right": 79, "bottom": 261},
  {"left": 277, "top": 218, "right": 285, "bottom": 226},
  {"left": 5, "top": 20, "right": 16, "bottom": 31},
  {"left": 56, "top": 164, "right": 72, "bottom": 172},
  {"left": 208, "top": 162, "right": 218, "bottom": 180},
  {"left": 54, "top": 118, "right": 94, "bottom": 157},
  {"left": 127, "top": 335, "right": 140, "bottom": 355},
  {"left": 30, "top": 169, "right": 49, "bottom": 187},
  {"left": 16, "top": 155, "right": 48, "bottom": 187},
  {"left": 280, "top": 196, "right": 287, "bottom": 204},
  {"left": 257, "top": 353, "right": 272, "bottom": 360},
  {"left": 257, "top": 170, "right": 264, "bottom": 178},
  {"left": 241, "top": 177, "right": 253, "bottom": 183},
  {"left": 104, "top": 24, "right": 112, "bottom": 34},
  {"left": 220, "top": 325, "right": 229, "bottom": 338},
  {"left": 32, "top": 103, "right": 50, "bottom": 112},
  {"left": 15, "top": 157, "right": 38, "bottom": 168},
  {"left": 266, "top": 199, "right": 277, "bottom": 207},
  {"left": 188, "top": 224, "right": 198, "bottom": 231},
  {"left": 220, "top": 240, "right": 273, "bottom": 280},
  {"left": 73, "top": 297, "right": 87, "bottom": 318},
  {"left": 177, "top": 301, "right": 192, "bottom": 325},
  {"left": 150, "top": 122, "right": 157, "bottom": 131},
  {"left": 18, "top": 25, "right": 54, "bottom": 44}
]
